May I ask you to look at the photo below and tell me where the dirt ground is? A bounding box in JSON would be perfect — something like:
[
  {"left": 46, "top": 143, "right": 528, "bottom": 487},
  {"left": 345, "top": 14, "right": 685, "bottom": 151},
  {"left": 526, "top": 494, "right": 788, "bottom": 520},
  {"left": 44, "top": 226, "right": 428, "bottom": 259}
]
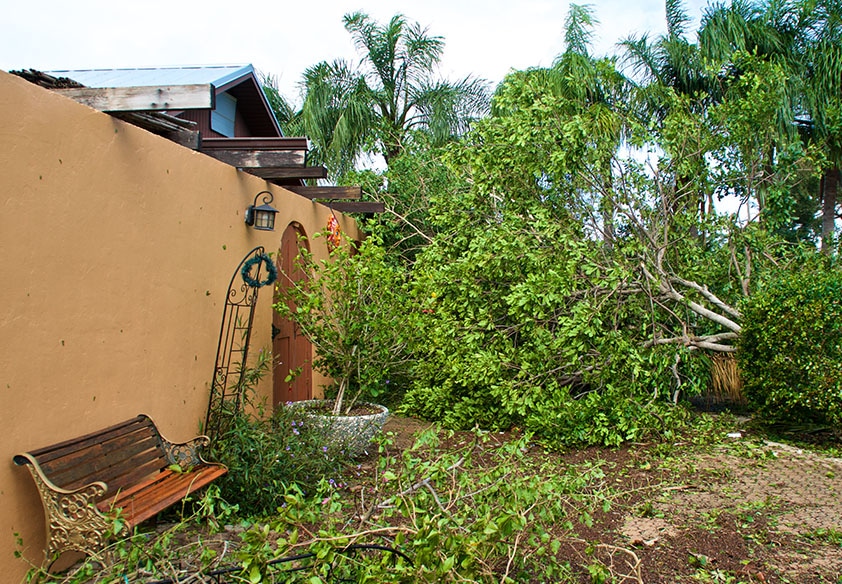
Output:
[{"left": 382, "top": 415, "right": 842, "bottom": 583}]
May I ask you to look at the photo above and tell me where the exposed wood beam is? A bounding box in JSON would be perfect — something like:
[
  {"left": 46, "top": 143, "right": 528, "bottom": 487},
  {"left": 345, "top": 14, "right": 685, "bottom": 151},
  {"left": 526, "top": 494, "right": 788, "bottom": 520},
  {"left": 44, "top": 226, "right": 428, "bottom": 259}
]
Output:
[
  {"left": 322, "top": 201, "right": 385, "bottom": 213},
  {"left": 201, "top": 137, "right": 310, "bottom": 151},
  {"left": 55, "top": 84, "right": 215, "bottom": 112},
  {"left": 284, "top": 186, "right": 362, "bottom": 200},
  {"left": 244, "top": 166, "right": 328, "bottom": 179},
  {"left": 205, "top": 149, "right": 306, "bottom": 167},
  {"left": 111, "top": 112, "right": 196, "bottom": 132},
  {"left": 164, "top": 130, "right": 202, "bottom": 150}
]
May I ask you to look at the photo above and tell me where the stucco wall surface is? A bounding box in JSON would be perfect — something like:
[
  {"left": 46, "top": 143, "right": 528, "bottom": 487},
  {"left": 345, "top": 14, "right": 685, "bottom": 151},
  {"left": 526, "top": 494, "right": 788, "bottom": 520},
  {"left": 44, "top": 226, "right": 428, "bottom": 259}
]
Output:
[{"left": 0, "top": 70, "right": 359, "bottom": 580}]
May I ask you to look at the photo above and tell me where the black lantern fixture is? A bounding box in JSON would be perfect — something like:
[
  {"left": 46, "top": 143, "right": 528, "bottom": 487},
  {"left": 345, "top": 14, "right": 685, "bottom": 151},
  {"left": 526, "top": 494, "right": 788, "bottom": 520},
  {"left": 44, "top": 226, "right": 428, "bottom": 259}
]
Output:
[{"left": 245, "top": 191, "right": 278, "bottom": 231}]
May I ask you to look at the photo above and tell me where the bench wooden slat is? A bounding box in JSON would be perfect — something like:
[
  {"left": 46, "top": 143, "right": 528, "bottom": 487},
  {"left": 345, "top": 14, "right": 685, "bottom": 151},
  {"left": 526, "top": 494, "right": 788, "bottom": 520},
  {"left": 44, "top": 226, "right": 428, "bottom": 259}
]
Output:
[
  {"left": 27, "top": 417, "right": 153, "bottom": 461},
  {"left": 45, "top": 434, "right": 165, "bottom": 492},
  {"left": 37, "top": 420, "right": 158, "bottom": 467},
  {"left": 34, "top": 423, "right": 162, "bottom": 477},
  {"left": 99, "top": 465, "right": 227, "bottom": 525}
]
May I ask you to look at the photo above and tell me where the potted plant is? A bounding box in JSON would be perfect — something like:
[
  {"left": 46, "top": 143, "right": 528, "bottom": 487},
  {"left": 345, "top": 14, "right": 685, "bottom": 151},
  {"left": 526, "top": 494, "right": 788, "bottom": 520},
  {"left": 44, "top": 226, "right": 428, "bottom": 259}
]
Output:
[{"left": 274, "top": 232, "right": 413, "bottom": 453}]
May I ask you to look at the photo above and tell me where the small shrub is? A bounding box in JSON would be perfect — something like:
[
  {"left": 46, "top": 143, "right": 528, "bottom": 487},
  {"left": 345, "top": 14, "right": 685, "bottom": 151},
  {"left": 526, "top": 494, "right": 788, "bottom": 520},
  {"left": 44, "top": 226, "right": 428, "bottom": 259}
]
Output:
[
  {"left": 210, "top": 405, "right": 348, "bottom": 516},
  {"left": 737, "top": 266, "right": 842, "bottom": 426},
  {"left": 274, "top": 233, "right": 417, "bottom": 415}
]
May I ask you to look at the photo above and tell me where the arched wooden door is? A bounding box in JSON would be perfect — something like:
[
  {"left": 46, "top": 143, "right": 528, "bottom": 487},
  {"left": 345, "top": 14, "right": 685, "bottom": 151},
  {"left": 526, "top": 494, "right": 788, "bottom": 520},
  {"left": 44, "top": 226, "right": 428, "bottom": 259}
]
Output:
[{"left": 273, "top": 223, "right": 312, "bottom": 407}]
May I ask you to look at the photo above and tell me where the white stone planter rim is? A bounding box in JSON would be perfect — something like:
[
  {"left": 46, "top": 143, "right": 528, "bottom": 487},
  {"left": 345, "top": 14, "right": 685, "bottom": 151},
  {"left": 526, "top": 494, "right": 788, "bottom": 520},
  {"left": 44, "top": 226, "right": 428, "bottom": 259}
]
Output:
[{"left": 286, "top": 400, "right": 389, "bottom": 456}]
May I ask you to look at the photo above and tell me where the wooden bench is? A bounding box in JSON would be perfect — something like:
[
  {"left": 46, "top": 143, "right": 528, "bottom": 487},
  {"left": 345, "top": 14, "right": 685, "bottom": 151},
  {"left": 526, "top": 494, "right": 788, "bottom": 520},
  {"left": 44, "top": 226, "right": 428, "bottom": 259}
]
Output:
[{"left": 14, "top": 414, "right": 227, "bottom": 562}]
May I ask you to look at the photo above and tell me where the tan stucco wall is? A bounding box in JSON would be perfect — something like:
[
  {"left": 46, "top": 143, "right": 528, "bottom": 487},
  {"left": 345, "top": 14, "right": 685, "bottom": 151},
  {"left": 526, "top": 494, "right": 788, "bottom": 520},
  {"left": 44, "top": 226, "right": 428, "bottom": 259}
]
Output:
[{"left": 0, "top": 70, "right": 361, "bottom": 580}]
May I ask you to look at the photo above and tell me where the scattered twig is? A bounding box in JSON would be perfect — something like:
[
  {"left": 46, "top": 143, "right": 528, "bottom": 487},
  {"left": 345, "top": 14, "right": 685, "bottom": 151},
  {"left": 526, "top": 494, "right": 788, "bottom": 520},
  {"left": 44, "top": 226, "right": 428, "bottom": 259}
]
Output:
[
  {"left": 501, "top": 532, "right": 524, "bottom": 584},
  {"left": 594, "top": 543, "right": 644, "bottom": 584}
]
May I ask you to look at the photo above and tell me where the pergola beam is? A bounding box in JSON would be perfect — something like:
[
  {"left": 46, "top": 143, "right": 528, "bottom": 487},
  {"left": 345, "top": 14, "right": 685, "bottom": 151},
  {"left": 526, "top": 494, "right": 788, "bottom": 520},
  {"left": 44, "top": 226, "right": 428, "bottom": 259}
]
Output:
[
  {"left": 323, "top": 201, "right": 385, "bottom": 213},
  {"left": 284, "top": 186, "right": 362, "bottom": 200},
  {"left": 205, "top": 149, "right": 306, "bottom": 167},
  {"left": 244, "top": 166, "right": 328, "bottom": 180}
]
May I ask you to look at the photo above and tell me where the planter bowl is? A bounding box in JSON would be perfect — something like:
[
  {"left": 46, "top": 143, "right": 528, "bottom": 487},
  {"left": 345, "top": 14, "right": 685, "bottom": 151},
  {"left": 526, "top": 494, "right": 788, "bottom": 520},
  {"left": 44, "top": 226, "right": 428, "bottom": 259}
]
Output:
[{"left": 286, "top": 400, "right": 389, "bottom": 457}]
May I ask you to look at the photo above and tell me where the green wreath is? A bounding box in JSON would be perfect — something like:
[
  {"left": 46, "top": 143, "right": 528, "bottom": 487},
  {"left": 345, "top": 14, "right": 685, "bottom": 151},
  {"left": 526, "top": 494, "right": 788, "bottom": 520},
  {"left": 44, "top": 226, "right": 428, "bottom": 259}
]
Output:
[{"left": 241, "top": 253, "right": 278, "bottom": 288}]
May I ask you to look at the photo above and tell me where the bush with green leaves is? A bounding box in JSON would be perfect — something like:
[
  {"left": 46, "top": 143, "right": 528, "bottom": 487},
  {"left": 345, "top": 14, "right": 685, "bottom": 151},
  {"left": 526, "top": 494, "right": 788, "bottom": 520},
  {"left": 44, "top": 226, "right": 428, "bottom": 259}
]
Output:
[
  {"left": 737, "top": 264, "right": 842, "bottom": 427},
  {"left": 210, "top": 404, "right": 349, "bottom": 517},
  {"left": 204, "top": 350, "right": 350, "bottom": 516}
]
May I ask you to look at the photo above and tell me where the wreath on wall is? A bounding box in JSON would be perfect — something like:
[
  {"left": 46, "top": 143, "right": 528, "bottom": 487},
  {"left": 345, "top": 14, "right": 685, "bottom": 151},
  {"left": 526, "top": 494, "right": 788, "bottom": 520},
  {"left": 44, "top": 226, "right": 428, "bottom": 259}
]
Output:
[{"left": 240, "top": 253, "right": 278, "bottom": 288}]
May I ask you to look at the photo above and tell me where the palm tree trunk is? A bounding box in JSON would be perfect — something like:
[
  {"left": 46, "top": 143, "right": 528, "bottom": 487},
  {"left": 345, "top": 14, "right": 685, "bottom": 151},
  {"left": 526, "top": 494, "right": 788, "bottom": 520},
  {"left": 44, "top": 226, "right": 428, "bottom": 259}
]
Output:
[
  {"left": 601, "top": 160, "right": 615, "bottom": 249},
  {"left": 821, "top": 167, "right": 839, "bottom": 255}
]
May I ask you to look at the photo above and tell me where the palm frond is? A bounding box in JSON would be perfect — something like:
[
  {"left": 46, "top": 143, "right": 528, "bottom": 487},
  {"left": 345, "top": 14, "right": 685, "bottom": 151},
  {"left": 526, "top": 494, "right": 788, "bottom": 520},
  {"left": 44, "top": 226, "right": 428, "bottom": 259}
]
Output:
[
  {"left": 301, "top": 59, "right": 375, "bottom": 177},
  {"left": 260, "top": 72, "right": 302, "bottom": 135},
  {"left": 411, "top": 76, "right": 491, "bottom": 143},
  {"left": 619, "top": 34, "right": 661, "bottom": 83},
  {"left": 562, "top": 3, "right": 598, "bottom": 57},
  {"left": 666, "top": 0, "right": 691, "bottom": 39}
]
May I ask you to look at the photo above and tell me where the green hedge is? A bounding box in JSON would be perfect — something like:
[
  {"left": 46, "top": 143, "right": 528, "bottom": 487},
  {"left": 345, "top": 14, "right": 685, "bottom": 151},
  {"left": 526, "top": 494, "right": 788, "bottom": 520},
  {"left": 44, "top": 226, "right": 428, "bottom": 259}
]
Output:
[{"left": 737, "top": 267, "right": 842, "bottom": 426}]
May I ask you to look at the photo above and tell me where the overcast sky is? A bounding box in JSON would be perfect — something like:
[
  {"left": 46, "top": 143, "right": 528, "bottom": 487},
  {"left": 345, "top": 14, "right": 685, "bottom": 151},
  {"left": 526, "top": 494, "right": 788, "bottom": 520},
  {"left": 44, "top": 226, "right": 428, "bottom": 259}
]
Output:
[{"left": 3, "top": 0, "right": 711, "bottom": 100}]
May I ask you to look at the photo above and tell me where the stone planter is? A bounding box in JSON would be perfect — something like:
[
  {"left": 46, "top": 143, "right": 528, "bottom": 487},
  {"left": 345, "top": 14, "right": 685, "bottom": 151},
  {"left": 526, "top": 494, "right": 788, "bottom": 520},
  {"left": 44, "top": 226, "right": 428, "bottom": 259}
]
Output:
[{"left": 286, "top": 400, "right": 389, "bottom": 456}]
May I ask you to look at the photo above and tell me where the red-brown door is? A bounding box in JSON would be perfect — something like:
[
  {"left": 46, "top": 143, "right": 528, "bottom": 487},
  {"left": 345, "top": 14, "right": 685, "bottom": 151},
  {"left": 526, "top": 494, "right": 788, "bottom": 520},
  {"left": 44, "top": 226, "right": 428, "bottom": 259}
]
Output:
[{"left": 273, "top": 223, "right": 312, "bottom": 407}]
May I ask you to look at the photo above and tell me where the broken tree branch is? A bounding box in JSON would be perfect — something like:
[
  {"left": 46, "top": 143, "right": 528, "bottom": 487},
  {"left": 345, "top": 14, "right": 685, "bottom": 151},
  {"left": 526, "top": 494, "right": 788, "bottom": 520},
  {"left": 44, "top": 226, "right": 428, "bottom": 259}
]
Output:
[
  {"left": 641, "top": 265, "right": 742, "bottom": 333},
  {"left": 669, "top": 276, "right": 742, "bottom": 319}
]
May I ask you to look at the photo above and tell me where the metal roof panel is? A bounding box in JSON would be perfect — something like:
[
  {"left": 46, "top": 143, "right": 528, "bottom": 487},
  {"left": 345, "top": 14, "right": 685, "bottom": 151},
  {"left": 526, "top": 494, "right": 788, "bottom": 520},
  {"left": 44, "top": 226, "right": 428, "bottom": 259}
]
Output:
[{"left": 44, "top": 65, "right": 254, "bottom": 88}]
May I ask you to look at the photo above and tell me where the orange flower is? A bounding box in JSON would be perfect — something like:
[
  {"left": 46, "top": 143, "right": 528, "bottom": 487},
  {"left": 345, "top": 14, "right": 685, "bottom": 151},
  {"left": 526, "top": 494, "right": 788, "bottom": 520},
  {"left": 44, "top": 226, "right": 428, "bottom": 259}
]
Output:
[{"left": 327, "top": 215, "right": 341, "bottom": 249}]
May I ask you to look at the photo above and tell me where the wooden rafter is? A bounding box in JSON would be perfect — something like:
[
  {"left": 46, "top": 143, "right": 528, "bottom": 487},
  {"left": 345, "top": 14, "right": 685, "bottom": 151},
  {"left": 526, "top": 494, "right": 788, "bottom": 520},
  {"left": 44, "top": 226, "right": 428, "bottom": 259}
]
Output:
[
  {"left": 204, "top": 149, "right": 305, "bottom": 168},
  {"left": 200, "top": 137, "right": 309, "bottom": 169},
  {"left": 284, "top": 186, "right": 362, "bottom": 200},
  {"left": 110, "top": 112, "right": 196, "bottom": 132},
  {"left": 201, "top": 137, "right": 310, "bottom": 150},
  {"left": 324, "top": 201, "right": 385, "bottom": 213},
  {"left": 244, "top": 166, "right": 328, "bottom": 180}
]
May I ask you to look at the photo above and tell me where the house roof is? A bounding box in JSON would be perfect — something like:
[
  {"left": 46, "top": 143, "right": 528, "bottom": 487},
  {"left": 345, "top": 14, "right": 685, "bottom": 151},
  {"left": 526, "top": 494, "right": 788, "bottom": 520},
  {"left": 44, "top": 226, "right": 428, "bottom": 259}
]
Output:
[
  {"left": 46, "top": 64, "right": 282, "bottom": 137},
  {"left": 44, "top": 64, "right": 256, "bottom": 90}
]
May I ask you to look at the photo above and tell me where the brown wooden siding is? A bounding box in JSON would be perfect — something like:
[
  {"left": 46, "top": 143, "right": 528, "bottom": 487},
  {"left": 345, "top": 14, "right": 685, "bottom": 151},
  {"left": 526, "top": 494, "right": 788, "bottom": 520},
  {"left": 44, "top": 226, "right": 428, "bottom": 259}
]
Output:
[
  {"left": 176, "top": 97, "right": 264, "bottom": 138},
  {"left": 176, "top": 110, "right": 214, "bottom": 137},
  {"left": 234, "top": 107, "right": 254, "bottom": 137}
]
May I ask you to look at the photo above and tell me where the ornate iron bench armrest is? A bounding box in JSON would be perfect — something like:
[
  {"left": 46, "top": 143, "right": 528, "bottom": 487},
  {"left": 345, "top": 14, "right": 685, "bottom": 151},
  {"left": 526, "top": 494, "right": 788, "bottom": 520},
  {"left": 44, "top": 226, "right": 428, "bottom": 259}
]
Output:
[
  {"left": 13, "top": 453, "right": 110, "bottom": 560},
  {"left": 159, "top": 434, "right": 212, "bottom": 468},
  {"left": 138, "top": 413, "right": 213, "bottom": 468}
]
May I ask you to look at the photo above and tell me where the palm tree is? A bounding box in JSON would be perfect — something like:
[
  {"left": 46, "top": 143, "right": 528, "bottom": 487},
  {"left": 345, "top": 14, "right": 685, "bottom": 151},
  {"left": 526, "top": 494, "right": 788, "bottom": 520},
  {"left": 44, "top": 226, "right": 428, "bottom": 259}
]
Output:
[
  {"left": 300, "top": 12, "right": 491, "bottom": 178},
  {"left": 620, "top": 0, "right": 715, "bottom": 228},
  {"left": 621, "top": 0, "right": 713, "bottom": 117},
  {"left": 551, "top": 4, "right": 630, "bottom": 244},
  {"left": 801, "top": 0, "right": 842, "bottom": 252},
  {"left": 699, "top": 0, "right": 802, "bottom": 60},
  {"left": 700, "top": 0, "right": 838, "bottom": 248}
]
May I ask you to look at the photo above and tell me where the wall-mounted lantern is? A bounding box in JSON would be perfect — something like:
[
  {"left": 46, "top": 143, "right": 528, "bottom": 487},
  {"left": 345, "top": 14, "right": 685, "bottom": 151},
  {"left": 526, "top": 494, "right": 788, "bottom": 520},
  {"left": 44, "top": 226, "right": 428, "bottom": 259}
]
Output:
[{"left": 245, "top": 191, "right": 278, "bottom": 231}]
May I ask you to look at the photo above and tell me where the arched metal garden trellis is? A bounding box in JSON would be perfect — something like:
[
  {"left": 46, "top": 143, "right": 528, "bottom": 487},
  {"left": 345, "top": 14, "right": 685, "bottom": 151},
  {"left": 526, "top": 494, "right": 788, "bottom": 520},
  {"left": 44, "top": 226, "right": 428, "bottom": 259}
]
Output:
[{"left": 204, "top": 246, "right": 276, "bottom": 441}]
